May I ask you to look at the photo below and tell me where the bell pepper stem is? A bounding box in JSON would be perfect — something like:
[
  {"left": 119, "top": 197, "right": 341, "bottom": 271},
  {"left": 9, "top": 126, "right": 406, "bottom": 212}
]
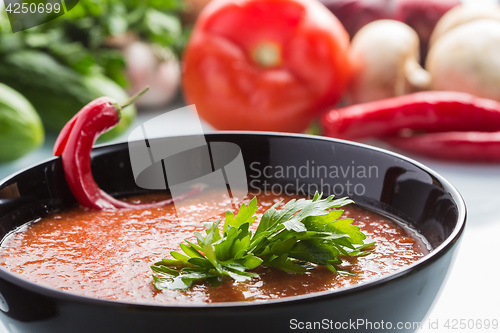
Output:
[{"left": 252, "top": 42, "right": 282, "bottom": 68}]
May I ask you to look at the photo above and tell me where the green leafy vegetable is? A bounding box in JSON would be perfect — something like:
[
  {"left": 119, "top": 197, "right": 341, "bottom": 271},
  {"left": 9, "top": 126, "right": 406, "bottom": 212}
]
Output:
[
  {"left": 0, "top": 0, "right": 187, "bottom": 86},
  {"left": 152, "top": 193, "right": 374, "bottom": 291}
]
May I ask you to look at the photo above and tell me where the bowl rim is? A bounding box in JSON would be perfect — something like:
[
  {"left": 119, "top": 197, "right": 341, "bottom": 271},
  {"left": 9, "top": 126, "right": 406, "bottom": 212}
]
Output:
[{"left": 0, "top": 131, "right": 467, "bottom": 310}]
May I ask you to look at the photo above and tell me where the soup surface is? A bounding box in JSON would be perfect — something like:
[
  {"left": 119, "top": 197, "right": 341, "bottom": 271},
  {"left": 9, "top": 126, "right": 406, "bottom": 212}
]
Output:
[{"left": 0, "top": 192, "right": 429, "bottom": 304}]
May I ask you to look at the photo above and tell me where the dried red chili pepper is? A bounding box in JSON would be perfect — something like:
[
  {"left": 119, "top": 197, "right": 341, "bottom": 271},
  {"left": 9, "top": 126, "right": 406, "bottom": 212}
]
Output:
[
  {"left": 321, "top": 91, "right": 500, "bottom": 162},
  {"left": 53, "top": 88, "right": 198, "bottom": 210}
]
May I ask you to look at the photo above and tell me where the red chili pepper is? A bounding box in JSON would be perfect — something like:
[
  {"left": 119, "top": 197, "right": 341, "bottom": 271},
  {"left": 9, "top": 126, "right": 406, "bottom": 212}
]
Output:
[
  {"left": 321, "top": 91, "right": 500, "bottom": 162},
  {"left": 322, "top": 91, "right": 500, "bottom": 140},
  {"left": 385, "top": 132, "right": 500, "bottom": 162},
  {"left": 53, "top": 88, "right": 198, "bottom": 210}
]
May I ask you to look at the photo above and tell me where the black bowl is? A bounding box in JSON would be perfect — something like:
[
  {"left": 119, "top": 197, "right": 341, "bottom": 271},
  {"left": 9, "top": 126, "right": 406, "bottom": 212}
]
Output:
[{"left": 0, "top": 133, "right": 465, "bottom": 333}]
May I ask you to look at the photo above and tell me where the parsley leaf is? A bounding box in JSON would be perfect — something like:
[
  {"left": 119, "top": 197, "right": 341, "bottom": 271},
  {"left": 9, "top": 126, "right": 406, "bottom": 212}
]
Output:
[{"left": 152, "top": 192, "right": 373, "bottom": 290}]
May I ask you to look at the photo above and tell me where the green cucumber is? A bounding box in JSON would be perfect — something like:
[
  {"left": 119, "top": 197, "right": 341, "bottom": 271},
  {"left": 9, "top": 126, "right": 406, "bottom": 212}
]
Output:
[
  {"left": 0, "top": 50, "right": 135, "bottom": 139},
  {"left": 0, "top": 83, "right": 44, "bottom": 162}
]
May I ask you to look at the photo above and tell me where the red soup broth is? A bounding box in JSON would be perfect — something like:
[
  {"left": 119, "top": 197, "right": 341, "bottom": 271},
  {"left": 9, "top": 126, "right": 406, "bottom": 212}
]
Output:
[{"left": 0, "top": 192, "right": 429, "bottom": 304}]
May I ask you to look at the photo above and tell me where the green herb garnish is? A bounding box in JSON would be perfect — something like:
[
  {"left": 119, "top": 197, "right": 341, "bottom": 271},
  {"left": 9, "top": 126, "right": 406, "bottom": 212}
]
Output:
[{"left": 152, "top": 192, "right": 374, "bottom": 290}]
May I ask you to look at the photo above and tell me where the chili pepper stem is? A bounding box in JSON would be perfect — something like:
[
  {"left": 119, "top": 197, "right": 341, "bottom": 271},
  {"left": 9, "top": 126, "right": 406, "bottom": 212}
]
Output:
[{"left": 112, "top": 86, "right": 150, "bottom": 115}]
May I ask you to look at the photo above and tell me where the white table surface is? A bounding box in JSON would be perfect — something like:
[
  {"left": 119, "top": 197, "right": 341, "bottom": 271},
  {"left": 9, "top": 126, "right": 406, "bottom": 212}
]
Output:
[{"left": 0, "top": 104, "right": 499, "bottom": 333}]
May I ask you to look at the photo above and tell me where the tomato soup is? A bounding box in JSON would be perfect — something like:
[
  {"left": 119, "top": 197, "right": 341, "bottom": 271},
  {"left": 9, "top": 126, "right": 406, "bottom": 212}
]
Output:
[{"left": 0, "top": 192, "right": 429, "bottom": 304}]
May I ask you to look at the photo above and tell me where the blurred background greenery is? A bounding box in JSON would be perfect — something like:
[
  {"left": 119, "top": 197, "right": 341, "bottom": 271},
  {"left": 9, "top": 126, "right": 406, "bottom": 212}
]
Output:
[{"left": 0, "top": 0, "right": 202, "bottom": 163}]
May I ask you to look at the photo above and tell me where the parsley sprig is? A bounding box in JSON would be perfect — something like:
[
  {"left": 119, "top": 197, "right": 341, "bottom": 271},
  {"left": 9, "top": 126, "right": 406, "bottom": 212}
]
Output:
[{"left": 152, "top": 193, "right": 374, "bottom": 290}]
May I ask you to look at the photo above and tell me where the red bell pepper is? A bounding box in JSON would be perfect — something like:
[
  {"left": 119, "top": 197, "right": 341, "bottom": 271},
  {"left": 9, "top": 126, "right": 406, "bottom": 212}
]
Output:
[{"left": 182, "top": 0, "right": 351, "bottom": 133}]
